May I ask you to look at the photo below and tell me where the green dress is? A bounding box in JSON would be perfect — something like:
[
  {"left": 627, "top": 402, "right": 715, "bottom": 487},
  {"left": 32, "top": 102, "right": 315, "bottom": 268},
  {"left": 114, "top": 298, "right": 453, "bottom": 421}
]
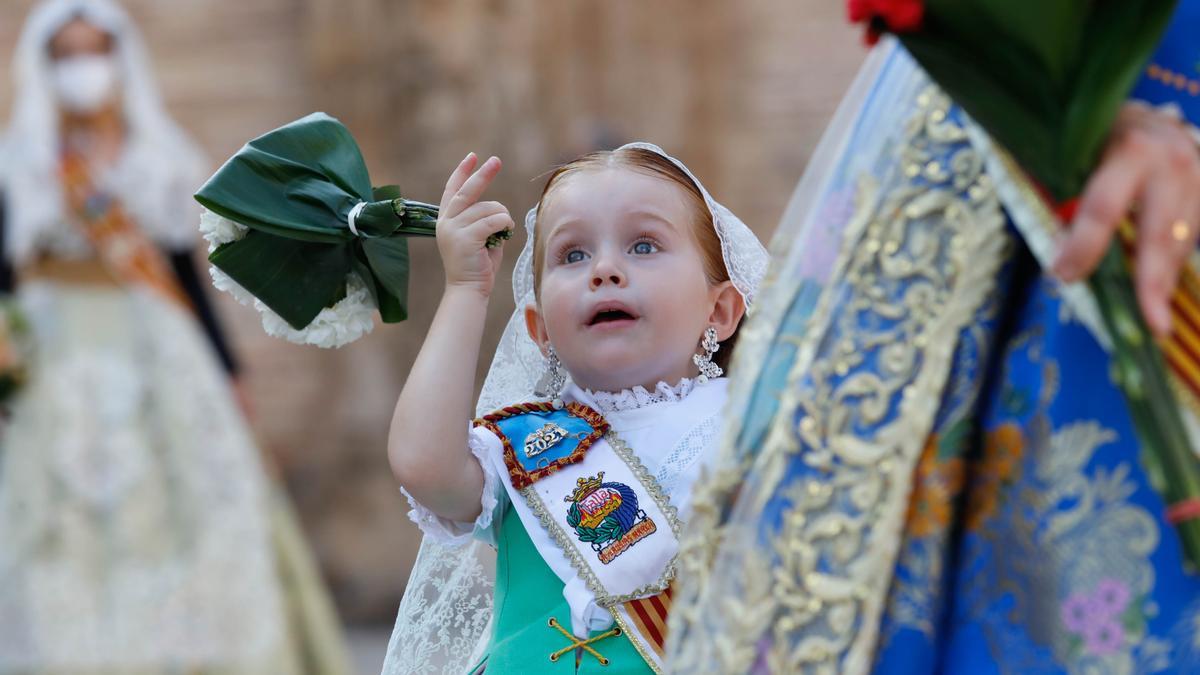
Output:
[{"left": 481, "top": 504, "right": 654, "bottom": 674}]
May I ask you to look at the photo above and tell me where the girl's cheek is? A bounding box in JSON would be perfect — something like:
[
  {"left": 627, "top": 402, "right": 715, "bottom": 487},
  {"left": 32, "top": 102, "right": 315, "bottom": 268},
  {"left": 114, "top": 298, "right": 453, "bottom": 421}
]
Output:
[{"left": 541, "top": 292, "right": 574, "bottom": 329}]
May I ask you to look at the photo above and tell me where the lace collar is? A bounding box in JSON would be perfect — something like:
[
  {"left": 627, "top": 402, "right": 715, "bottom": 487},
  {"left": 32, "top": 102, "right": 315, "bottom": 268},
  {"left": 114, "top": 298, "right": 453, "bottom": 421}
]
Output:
[{"left": 583, "top": 378, "right": 700, "bottom": 415}]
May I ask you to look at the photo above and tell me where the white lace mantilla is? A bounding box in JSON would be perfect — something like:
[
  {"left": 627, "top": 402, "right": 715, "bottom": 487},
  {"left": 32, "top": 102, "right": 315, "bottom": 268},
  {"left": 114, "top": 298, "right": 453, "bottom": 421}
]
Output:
[{"left": 585, "top": 378, "right": 699, "bottom": 415}]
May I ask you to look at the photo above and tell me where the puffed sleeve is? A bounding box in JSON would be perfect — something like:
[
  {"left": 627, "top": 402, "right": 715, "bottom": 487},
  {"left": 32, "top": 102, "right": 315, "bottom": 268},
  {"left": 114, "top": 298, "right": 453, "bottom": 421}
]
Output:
[{"left": 399, "top": 424, "right": 508, "bottom": 547}]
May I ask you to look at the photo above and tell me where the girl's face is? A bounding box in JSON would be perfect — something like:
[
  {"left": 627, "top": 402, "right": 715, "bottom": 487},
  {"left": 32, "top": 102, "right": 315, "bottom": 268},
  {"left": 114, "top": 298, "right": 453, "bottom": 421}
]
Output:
[{"left": 526, "top": 167, "right": 742, "bottom": 392}]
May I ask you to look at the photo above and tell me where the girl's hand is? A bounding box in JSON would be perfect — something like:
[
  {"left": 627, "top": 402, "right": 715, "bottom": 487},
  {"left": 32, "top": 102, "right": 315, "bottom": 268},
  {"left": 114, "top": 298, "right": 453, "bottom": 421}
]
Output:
[
  {"left": 437, "top": 153, "right": 514, "bottom": 298},
  {"left": 1053, "top": 102, "right": 1200, "bottom": 338}
]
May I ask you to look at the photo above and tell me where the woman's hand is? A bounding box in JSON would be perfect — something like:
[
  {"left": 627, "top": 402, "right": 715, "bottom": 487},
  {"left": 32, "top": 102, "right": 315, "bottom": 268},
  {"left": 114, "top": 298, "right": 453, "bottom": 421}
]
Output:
[
  {"left": 437, "top": 153, "right": 514, "bottom": 298},
  {"left": 1053, "top": 102, "right": 1200, "bottom": 338}
]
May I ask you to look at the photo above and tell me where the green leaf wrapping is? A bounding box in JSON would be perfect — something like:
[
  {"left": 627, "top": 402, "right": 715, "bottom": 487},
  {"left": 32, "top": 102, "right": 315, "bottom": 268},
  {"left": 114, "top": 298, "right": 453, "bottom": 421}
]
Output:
[
  {"left": 901, "top": 0, "right": 1178, "bottom": 201},
  {"left": 208, "top": 231, "right": 353, "bottom": 324},
  {"left": 194, "top": 113, "right": 438, "bottom": 330},
  {"left": 362, "top": 238, "right": 411, "bottom": 323},
  {"left": 196, "top": 113, "right": 372, "bottom": 243}
]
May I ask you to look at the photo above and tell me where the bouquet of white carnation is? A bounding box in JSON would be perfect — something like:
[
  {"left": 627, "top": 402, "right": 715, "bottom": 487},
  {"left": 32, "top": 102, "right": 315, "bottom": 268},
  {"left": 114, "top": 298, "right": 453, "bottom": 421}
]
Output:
[{"left": 195, "top": 113, "right": 508, "bottom": 348}]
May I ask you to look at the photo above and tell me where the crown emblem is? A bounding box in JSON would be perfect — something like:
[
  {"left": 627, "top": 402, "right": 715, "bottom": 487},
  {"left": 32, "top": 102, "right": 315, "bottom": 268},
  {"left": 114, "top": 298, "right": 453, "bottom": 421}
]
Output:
[{"left": 565, "top": 472, "right": 605, "bottom": 503}]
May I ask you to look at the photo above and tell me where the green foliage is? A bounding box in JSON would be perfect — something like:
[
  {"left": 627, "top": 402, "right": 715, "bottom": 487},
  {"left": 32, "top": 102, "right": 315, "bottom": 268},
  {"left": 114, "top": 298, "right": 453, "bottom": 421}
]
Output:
[
  {"left": 195, "top": 113, "right": 438, "bottom": 329},
  {"left": 901, "top": 0, "right": 1178, "bottom": 201},
  {"left": 568, "top": 503, "right": 624, "bottom": 544}
]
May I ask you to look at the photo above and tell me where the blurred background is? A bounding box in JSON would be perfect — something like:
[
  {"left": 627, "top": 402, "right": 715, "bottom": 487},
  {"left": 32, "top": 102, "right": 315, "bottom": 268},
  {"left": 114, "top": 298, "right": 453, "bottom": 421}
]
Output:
[{"left": 0, "top": 0, "right": 865, "bottom": 670}]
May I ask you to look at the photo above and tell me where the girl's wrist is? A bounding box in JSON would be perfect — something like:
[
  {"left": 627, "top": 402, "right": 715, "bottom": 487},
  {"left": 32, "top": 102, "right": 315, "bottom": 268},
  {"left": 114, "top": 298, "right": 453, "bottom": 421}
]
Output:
[{"left": 442, "top": 282, "right": 493, "bottom": 307}]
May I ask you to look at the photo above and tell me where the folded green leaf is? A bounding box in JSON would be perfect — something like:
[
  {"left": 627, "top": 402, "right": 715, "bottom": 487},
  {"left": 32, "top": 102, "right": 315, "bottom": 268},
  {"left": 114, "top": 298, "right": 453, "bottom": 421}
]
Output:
[
  {"left": 362, "top": 237, "right": 411, "bottom": 323},
  {"left": 196, "top": 114, "right": 371, "bottom": 243},
  {"left": 209, "top": 230, "right": 354, "bottom": 326},
  {"left": 903, "top": 0, "right": 1178, "bottom": 201},
  {"left": 195, "top": 113, "right": 440, "bottom": 334}
]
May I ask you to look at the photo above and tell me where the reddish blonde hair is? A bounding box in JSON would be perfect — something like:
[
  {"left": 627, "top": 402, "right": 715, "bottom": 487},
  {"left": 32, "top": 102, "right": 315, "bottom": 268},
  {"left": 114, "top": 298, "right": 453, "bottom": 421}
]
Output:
[
  {"left": 531, "top": 147, "right": 738, "bottom": 368},
  {"left": 532, "top": 147, "right": 727, "bottom": 290}
]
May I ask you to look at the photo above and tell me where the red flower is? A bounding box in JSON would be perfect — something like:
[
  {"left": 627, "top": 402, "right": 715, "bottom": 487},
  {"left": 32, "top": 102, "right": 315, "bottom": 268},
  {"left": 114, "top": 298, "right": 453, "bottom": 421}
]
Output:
[{"left": 848, "top": 0, "right": 924, "bottom": 45}]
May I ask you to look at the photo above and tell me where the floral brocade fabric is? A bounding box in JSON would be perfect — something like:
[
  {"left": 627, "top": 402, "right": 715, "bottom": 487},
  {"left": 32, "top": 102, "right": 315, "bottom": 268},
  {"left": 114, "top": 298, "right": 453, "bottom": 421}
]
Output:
[
  {"left": 665, "top": 64, "right": 1200, "bottom": 674},
  {"left": 877, "top": 265, "right": 1200, "bottom": 674}
]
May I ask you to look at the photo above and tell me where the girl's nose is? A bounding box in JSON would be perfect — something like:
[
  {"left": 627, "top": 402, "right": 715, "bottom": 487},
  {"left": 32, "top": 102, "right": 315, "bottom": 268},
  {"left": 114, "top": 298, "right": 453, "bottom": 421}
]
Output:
[{"left": 589, "top": 255, "right": 627, "bottom": 290}]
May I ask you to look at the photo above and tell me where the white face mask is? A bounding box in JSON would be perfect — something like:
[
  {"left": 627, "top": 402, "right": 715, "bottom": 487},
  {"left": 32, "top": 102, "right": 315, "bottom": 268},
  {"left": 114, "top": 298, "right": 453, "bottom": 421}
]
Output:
[{"left": 52, "top": 54, "right": 119, "bottom": 114}]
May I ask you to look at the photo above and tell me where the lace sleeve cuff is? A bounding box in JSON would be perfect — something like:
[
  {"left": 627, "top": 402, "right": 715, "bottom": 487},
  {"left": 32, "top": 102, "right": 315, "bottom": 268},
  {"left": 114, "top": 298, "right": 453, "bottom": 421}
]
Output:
[{"left": 400, "top": 426, "right": 506, "bottom": 546}]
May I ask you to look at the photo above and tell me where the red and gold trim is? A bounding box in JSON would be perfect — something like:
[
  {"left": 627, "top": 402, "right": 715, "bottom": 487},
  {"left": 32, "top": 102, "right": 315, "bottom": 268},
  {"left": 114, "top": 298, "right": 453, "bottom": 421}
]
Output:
[
  {"left": 474, "top": 401, "right": 609, "bottom": 490},
  {"left": 619, "top": 585, "right": 674, "bottom": 663}
]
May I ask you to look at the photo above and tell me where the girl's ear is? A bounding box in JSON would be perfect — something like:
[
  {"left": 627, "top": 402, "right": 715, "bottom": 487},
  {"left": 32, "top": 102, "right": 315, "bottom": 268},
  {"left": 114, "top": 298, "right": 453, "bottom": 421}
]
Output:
[
  {"left": 524, "top": 303, "right": 551, "bottom": 357},
  {"left": 707, "top": 280, "right": 745, "bottom": 342}
]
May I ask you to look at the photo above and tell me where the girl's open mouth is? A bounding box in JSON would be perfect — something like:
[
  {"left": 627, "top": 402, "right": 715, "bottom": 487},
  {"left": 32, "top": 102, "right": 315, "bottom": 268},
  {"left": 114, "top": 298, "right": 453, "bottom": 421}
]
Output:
[{"left": 586, "top": 302, "right": 640, "bottom": 328}]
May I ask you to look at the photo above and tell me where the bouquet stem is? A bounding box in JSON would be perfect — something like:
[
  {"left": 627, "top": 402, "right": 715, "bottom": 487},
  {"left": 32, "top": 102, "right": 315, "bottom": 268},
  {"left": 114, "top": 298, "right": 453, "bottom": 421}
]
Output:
[
  {"left": 389, "top": 199, "right": 510, "bottom": 248},
  {"left": 1090, "top": 232, "right": 1200, "bottom": 570},
  {"left": 391, "top": 199, "right": 439, "bottom": 234}
]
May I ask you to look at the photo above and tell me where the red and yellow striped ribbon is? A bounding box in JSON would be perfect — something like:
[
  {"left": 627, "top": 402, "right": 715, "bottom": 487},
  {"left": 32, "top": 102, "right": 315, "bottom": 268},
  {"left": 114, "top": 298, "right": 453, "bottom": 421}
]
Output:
[
  {"left": 621, "top": 584, "right": 674, "bottom": 661},
  {"left": 1118, "top": 222, "right": 1200, "bottom": 417}
]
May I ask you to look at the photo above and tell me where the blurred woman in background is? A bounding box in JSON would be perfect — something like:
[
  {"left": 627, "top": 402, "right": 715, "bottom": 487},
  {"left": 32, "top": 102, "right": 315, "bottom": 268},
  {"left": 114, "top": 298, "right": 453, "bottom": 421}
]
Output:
[{"left": 0, "top": 1, "right": 351, "bottom": 672}]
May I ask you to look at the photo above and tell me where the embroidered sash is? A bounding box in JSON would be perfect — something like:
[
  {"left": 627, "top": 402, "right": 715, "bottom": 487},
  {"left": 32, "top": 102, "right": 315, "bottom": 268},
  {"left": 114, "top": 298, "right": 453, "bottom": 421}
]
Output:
[
  {"left": 59, "top": 151, "right": 193, "bottom": 311},
  {"left": 476, "top": 401, "right": 680, "bottom": 673}
]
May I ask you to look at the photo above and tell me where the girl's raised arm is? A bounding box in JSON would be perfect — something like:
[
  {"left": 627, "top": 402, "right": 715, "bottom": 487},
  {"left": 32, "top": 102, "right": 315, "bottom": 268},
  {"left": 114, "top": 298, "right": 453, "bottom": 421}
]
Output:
[{"left": 388, "top": 154, "right": 513, "bottom": 523}]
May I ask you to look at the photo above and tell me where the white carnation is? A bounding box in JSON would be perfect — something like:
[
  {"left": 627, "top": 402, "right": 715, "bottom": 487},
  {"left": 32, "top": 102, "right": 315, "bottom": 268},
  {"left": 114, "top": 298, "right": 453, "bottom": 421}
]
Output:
[
  {"left": 199, "top": 209, "right": 249, "bottom": 253},
  {"left": 258, "top": 273, "right": 377, "bottom": 348},
  {"left": 202, "top": 210, "right": 377, "bottom": 348}
]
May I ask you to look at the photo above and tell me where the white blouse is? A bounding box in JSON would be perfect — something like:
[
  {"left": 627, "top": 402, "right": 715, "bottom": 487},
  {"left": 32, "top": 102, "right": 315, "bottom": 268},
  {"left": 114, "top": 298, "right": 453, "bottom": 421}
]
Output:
[{"left": 401, "top": 377, "right": 727, "bottom": 632}]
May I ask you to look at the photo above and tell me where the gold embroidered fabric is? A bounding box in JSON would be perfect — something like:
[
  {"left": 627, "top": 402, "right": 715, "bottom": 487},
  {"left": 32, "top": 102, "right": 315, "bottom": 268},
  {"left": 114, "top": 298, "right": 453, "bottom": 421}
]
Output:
[{"left": 666, "top": 85, "right": 1013, "bottom": 674}]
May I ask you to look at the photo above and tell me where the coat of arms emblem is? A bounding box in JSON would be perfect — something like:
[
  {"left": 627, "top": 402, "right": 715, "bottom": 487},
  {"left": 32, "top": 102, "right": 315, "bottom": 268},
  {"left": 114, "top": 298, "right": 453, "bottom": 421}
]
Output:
[{"left": 564, "top": 472, "right": 657, "bottom": 564}]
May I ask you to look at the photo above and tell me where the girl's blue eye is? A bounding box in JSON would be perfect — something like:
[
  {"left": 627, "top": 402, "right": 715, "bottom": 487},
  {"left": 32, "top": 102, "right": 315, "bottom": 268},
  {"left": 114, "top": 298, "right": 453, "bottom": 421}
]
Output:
[
  {"left": 565, "top": 250, "right": 588, "bottom": 264},
  {"left": 632, "top": 241, "right": 657, "bottom": 255}
]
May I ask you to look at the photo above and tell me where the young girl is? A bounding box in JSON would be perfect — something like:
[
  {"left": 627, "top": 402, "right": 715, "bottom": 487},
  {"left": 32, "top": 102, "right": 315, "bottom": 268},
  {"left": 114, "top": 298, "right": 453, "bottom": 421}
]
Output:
[{"left": 387, "top": 143, "right": 768, "bottom": 673}]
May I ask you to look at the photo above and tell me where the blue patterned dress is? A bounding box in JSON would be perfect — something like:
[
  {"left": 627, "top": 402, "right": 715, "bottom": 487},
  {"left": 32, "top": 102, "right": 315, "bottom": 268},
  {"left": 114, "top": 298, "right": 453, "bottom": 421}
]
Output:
[{"left": 665, "top": 6, "right": 1200, "bottom": 672}]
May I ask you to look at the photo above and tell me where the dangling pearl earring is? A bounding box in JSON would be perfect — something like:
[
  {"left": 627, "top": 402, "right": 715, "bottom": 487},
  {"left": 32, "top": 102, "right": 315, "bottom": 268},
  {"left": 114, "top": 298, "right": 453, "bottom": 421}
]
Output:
[
  {"left": 534, "top": 346, "right": 568, "bottom": 407},
  {"left": 693, "top": 327, "right": 723, "bottom": 384}
]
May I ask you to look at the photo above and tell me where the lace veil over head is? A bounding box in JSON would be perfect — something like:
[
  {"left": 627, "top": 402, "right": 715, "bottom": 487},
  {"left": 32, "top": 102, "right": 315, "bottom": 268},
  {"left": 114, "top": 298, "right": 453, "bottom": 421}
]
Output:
[
  {"left": 382, "top": 142, "right": 768, "bottom": 674},
  {"left": 0, "top": 0, "right": 208, "bottom": 263}
]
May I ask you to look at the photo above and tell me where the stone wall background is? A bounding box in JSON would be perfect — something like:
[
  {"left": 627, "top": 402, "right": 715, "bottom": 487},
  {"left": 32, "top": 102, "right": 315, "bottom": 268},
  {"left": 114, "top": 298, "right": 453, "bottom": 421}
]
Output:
[{"left": 0, "top": 0, "right": 865, "bottom": 624}]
